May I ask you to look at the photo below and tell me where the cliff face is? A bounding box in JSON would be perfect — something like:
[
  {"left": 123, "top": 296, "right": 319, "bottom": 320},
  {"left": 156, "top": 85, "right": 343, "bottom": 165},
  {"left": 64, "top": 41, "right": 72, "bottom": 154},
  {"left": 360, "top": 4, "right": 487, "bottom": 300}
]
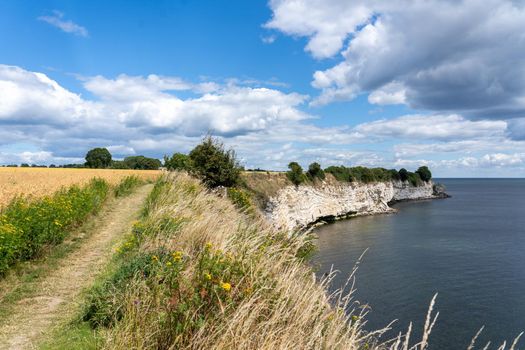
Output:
[{"left": 265, "top": 180, "right": 441, "bottom": 231}]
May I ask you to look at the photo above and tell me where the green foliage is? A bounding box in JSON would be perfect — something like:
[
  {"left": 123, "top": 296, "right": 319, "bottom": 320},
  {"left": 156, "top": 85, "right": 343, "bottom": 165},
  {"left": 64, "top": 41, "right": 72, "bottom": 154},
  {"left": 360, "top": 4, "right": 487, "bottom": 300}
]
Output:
[
  {"left": 307, "top": 162, "right": 325, "bottom": 181},
  {"left": 324, "top": 166, "right": 396, "bottom": 183},
  {"left": 85, "top": 148, "right": 112, "bottom": 169},
  {"left": 286, "top": 162, "right": 306, "bottom": 185},
  {"left": 189, "top": 136, "right": 241, "bottom": 188},
  {"left": 141, "top": 177, "right": 172, "bottom": 218},
  {"left": 82, "top": 251, "right": 163, "bottom": 327},
  {"left": 407, "top": 172, "right": 423, "bottom": 186},
  {"left": 114, "top": 176, "right": 143, "bottom": 197},
  {"left": 164, "top": 152, "right": 192, "bottom": 171},
  {"left": 122, "top": 156, "right": 161, "bottom": 170},
  {"left": 324, "top": 166, "right": 352, "bottom": 182},
  {"left": 227, "top": 187, "right": 254, "bottom": 215},
  {"left": 416, "top": 166, "right": 432, "bottom": 182},
  {"left": 399, "top": 168, "right": 409, "bottom": 182},
  {"left": 0, "top": 179, "right": 109, "bottom": 275}
]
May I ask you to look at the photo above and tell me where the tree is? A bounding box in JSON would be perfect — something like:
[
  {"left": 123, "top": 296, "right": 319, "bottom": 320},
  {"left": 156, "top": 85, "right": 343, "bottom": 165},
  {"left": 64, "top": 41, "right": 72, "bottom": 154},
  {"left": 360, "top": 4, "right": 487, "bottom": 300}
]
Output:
[
  {"left": 189, "top": 136, "right": 241, "bottom": 188},
  {"left": 164, "top": 153, "right": 192, "bottom": 171},
  {"left": 286, "top": 162, "right": 306, "bottom": 185},
  {"left": 123, "top": 156, "right": 161, "bottom": 170},
  {"left": 85, "top": 148, "right": 112, "bottom": 168},
  {"left": 307, "top": 162, "right": 325, "bottom": 180},
  {"left": 416, "top": 166, "right": 432, "bottom": 182},
  {"left": 399, "top": 168, "right": 409, "bottom": 182}
]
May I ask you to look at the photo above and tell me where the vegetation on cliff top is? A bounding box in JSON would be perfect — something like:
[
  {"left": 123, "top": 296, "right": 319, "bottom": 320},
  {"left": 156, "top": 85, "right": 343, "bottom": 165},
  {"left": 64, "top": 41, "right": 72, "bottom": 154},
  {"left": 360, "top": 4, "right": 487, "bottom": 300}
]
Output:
[{"left": 76, "top": 172, "right": 448, "bottom": 349}]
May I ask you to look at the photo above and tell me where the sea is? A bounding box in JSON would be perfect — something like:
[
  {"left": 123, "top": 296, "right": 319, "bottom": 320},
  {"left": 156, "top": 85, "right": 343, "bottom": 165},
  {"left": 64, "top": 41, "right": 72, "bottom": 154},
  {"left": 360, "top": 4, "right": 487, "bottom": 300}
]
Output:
[{"left": 312, "top": 179, "right": 525, "bottom": 349}]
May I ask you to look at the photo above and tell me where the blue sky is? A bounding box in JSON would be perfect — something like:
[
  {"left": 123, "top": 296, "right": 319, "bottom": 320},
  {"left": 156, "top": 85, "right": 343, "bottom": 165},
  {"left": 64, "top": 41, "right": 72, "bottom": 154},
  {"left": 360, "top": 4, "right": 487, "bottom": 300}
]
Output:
[{"left": 1, "top": 0, "right": 525, "bottom": 176}]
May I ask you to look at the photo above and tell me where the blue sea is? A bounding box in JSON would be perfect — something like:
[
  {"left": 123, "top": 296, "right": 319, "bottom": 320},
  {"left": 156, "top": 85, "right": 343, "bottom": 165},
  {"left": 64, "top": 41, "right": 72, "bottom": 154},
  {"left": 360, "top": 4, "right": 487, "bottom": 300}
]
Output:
[{"left": 312, "top": 179, "right": 525, "bottom": 349}]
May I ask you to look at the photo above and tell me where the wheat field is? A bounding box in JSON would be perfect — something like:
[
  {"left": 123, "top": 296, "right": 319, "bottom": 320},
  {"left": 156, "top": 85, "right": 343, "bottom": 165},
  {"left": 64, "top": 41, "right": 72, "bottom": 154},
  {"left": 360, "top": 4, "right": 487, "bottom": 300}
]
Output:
[{"left": 0, "top": 167, "right": 162, "bottom": 207}]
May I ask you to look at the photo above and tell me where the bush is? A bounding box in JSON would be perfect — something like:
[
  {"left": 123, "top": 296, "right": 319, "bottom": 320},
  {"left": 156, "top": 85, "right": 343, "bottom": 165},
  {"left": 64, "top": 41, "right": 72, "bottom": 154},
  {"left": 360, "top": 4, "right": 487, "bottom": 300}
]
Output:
[
  {"left": 164, "top": 153, "right": 192, "bottom": 171},
  {"left": 416, "top": 166, "right": 432, "bottom": 182},
  {"left": 85, "top": 148, "right": 112, "bottom": 169},
  {"left": 189, "top": 136, "right": 241, "bottom": 188},
  {"left": 399, "top": 168, "right": 409, "bottom": 182},
  {"left": 286, "top": 162, "right": 306, "bottom": 185},
  {"left": 407, "top": 172, "right": 422, "bottom": 186},
  {"left": 307, "top": 162, "right": 325, "bottom": 181},
  {"left": 324, "top": 166, "right": 352, "bottom": 182},
  {"left": 122, "top": 156, "right": 161, "bottom": 170},
  {"left": 0, "top": 179, "right": 109, "bottom": 275}
]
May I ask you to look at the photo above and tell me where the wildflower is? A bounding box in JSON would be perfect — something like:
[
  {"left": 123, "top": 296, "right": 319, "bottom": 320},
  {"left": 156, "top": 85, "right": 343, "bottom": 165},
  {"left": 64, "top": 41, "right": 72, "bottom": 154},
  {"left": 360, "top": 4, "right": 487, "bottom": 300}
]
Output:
[
  {"left": 204, "top": 273, "right": 211, "bottom": 280},
  {"left": 166, "top": 261, "right": 172, "bottom": 266},
  {"left": 172, "top": 251, "right": 183, "bottom": 262},
  {"left": 152, "top": 255, "right": 159, "bottom": 262},
  {"left": 221, "top": 282, "right": 231, "bottom": 292},
  {"left": 205, "top": 242, "right": 213, "bottom": 250}
]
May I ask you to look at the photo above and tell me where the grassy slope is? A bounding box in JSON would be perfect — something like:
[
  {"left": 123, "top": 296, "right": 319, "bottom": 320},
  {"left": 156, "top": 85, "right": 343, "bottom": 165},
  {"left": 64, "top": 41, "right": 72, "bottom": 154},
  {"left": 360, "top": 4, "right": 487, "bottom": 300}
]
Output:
[
  {"left": 43, "top": 173, "right": 519, "bottom": 350},
  {"left": 71, "top": 172, "right": 448, "bottom": 350}
]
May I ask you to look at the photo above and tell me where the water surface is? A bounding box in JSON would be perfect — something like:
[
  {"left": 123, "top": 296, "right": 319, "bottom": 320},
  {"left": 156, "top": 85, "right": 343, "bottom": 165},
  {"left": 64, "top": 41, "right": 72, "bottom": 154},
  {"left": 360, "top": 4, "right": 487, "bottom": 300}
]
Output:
[{"left": 313, "top": 179, "right": 525, "bottom": 349}]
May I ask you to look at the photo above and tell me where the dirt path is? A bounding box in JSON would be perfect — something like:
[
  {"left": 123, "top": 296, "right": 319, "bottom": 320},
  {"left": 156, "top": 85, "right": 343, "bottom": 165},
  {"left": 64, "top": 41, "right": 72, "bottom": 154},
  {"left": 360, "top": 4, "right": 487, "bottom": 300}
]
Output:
[{"left": 0, "top": 184, "right": 153, "bottom": 350}]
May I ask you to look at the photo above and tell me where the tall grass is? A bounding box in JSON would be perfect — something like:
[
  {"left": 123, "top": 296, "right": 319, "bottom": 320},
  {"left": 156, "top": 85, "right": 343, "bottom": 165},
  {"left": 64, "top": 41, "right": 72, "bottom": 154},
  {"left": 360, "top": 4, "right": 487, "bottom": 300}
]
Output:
[
  {"left": 81, "top": 173, "right": 521, "bottom": 349},
  {"left": 114, "top": 175, "right": 143, "bottom": 197},
  {"left": 0, "top": 178, "right": 109, "bottom": 275}
]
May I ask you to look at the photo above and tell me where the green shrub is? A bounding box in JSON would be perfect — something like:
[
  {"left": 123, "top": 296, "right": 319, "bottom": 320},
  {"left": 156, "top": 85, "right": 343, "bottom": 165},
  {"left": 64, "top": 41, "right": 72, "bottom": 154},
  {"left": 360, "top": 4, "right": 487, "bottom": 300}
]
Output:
[
  {"left": 164, "top": 153, "right": 192, "bottom": 171},
  {"left": 416, "top": 166, "right": 432, "bottom": 182},
  {"left": 407, "top": 172, "right": 422, "bottom": 186},
  {"left": 324, "top": 166, "right": 352, "bottom": 182},
  {"left": 307, "top": 162, "right": 325, "bottom": 180},
  {"left": 122, "top": 156, "right": 161, "bottom": 170},
  {"left": 399, "top": 168, "right": 409, "bottom": 181},
  {"left": 114, "top": 176, "right": 143, "bottom": 197},
  {"left": 0, "top": 179, "right": 109, "bottom": 275},
  {"left": 189, "top": 136, "right": 241, "bottom": 188},
  {"left": 286, "top": 162, "right": 306, "bottom": 185}
]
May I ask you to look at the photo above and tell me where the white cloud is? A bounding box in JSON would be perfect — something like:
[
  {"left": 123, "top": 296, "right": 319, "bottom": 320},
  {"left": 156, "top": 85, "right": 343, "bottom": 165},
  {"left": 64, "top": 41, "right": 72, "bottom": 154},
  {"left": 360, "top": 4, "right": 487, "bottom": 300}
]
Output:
[
  {"left": 2, "top": 64, "right": 525, "bottom": 175},
  {"left": 355, "top": 114, "right": 507, "bottom": 141},
  {"left": 38, "top": 10, "right": 88, "bottom": 37},
  {"left": 368, "top": 82, "right": 406, "bottom": 105},
  {"left": 268, "top": 0, "right": 525, "bottom": 118}
]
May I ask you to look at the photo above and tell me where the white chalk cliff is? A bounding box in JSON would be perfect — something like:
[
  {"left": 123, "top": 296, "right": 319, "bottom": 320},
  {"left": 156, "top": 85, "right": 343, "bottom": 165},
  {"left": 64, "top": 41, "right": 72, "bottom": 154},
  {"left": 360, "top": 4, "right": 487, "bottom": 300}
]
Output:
[{"left": 265, "top": 180, "right": 445, "bottom": 231}]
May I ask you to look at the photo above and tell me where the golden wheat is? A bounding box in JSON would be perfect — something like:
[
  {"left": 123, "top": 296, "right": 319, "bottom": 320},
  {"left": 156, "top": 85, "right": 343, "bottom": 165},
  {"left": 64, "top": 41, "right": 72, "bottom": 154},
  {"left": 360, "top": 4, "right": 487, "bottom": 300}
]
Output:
[{"left": 0, "top": 167, "right": 161, "bottom": 207}]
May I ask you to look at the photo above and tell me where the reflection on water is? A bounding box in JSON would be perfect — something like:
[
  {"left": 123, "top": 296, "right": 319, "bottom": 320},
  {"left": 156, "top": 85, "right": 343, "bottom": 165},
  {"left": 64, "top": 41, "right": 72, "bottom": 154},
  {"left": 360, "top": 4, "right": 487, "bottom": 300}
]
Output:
[{"left": 312, "top": 179, "right": 525, "bottom": 349}]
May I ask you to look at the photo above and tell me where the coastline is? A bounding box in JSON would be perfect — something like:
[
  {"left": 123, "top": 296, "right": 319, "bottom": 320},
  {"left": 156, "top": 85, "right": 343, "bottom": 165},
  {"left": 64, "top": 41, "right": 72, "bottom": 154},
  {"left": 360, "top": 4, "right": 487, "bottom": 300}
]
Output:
[{"left": 263, "top": 179, "right": 449, "bottom": 231}]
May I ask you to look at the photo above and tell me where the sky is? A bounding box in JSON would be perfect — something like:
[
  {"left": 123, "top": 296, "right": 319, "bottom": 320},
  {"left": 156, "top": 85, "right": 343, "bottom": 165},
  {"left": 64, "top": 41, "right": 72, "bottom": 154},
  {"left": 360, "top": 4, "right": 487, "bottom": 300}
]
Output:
[{"left": 1, "top": 0, "right": 525, "bottom": 177}]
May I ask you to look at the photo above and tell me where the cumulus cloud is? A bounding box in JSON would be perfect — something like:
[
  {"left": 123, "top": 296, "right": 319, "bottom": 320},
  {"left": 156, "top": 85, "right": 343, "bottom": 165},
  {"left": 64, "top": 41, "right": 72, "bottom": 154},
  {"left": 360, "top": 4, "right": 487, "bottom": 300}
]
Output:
[
  {"left": 267, "top": 0, "right": 525, "bottom": 119},
  {"left": 2, "top": 64, "right": 525, "bottom": 175},
  {"left": 38, "top": 10, "right": 88, "bottom": 37},
  {"left": 355, "top": 114, "right": 507, "bottom": 141}
]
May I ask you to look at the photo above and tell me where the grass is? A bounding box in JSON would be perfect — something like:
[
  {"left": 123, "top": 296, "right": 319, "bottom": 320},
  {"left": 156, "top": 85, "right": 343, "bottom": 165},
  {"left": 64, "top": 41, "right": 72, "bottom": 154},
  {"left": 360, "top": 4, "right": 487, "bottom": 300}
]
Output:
[
  {"left": 73, "top": 173, "right": 432, "bottom": 349},
  {"left": 39, "top": 321, "right": 103, "bottom": 350},
  {"left": 0, "top": 191, "right": 121, "bottom": 324},
  {"left": 114, "top": 175, "right": 143, "bottom": 197},
  {"left": 38, "top": 172, "right": 522, "bottom": 349}
]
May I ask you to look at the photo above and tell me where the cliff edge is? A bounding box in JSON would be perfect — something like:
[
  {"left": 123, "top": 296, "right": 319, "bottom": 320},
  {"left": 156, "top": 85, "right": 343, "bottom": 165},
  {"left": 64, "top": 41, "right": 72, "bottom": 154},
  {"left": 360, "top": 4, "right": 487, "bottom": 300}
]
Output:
[{"left": 253, "top": 175, "right": 448, "bottom": 231}]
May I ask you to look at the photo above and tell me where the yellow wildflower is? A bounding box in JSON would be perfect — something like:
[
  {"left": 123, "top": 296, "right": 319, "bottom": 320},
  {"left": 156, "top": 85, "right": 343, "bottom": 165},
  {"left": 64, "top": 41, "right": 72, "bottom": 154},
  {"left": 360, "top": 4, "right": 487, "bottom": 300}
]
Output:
[
  {"left": 205, "top": 242, "right": 213, "bottom": 250},
  {"left": 172, "top": 251, "right": 183, "bottom": 262},
  {"left": 204, "top": 273, "right": 211, "bottom": 280},
  {"left": 221, "top": 282, "right": 231, "bottom": 292},
  {"left": 152, "top": 255, "right": 159, "bottom": 262},
  {"left": 166, "top": 261, "right": 172, "bottom": 267}
]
